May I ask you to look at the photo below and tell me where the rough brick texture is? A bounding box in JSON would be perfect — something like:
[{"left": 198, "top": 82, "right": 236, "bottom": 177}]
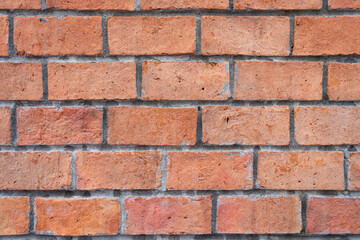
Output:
[
  {"left": 0, "top": 197, "right": 29, "bottom": 235},
  {"left": 218, "top": 196, "right": 302, "bottom": 234},
  {"left": 167, "top": 151, "right": 253, "bottom": 190},
  {"left": 234, "top": 0, "right": 322, "bottom": 10},
  {"left": 329, "top": 0, "right": 360, "bottom": 9},
  {"left": 349, "top": 153, "right": 360, "bottom": 190},
  {"left": 307, "top": 197, "right": 360, "bottom": 234},
  {"left": 0, "top": 0, "right": 41, "bottom": 9},
  {"left": 14, "top": 17, "right": 102, "bottom": 56},
  {"left": 0, "top": 107, "right": 11, "bottom": 145},
  {"left": 48, "top": 62, "right": 137, "bottom": 100},
  {"left": 47, "top": 0, "right": 135, "bottom": 10},
  {"left": 258, "top": 151, "right": 344, "bottom": 190},
  {"left": 76, "top": 151, "right": 162, "bottom": 190},
  {"left": 0, "top": 16, "right": 9, "bottom": 56},
  {"left": 35, "top": 198, "right": 121, "bottom": 236},
  {"left": 125, "top": 196, "right": 212, "bottom": 234},
  {"left": 142, "top": 62, "right": 230, "bottom": 100},
  {"left": 141, "top": 0, "right": 228, "bottom": 10}
]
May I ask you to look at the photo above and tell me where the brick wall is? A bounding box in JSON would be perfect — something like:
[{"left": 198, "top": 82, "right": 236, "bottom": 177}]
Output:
[{"left": 0, "top": 0, "right": 359, "bottom": 239}]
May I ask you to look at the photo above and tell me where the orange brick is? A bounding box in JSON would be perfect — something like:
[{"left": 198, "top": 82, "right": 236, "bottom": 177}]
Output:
[
  {"left": 0, "top": 107, "right": 11, "bottom": 145},
  {"left": 295, "top": 107, "right": 360, "bottom": 145},
  {"left": 328, "top": 63, "right": 360, "bottom": 101},
  {"left": 235, "top": 0, "right": 322, "bottom": 10},
  {"left": 202, "top": 16, "right": 290, "bottom": 56},
  {"left": 167, "top": 151, "right": 253, "bottom": 190},
  {"left": 76, "top": 151, "right": 162, "bottom": 190},
  {"left": 258, "top": 151, "right": 344, "bottom": 190},
  {"left": 349, "top": 153, "right": 360, "bottom": 190},
  {"left": 0, "top": 16, "right": 9, "bottom": 56},
  {"left": 307, "top": 197, "right": 360, "bottom": 234},
  {"left": 203, "top": 106, "right": 290, "bottom": 145},
  {"left": 48, "top": 62, "right": 136, "bottom": 100},
  {"left": 294, "top": 17, "right": 360, "bottom": 56},
  {"left": 14, "top": 17, "right": 102, "bottom": 56},
  {"left": 0, "top": 152, "right": 71, "bottom": 190},
  {"left": 47, "top": 0, "right": 135, "bottom": 10},
  {"left": 142, "top": 62, "right": 230, "bottom": 100},
  {"left": 0, "top": 197, "right": 29, "bottom": 235},
  {"left": 108, "top": 107, "right": 197, "bottom": 146},
  {"left": 329, "top": 0, "right": 360, "bottom": 9},
  {"left": 108, "top": 17, "right": 196, "bottom": 55},
  {"left": 125, "top": 196, "right": 212, "bottom": 234},
  {"left": 35, "top": 198, "right": 120, "bottom": 236},
  {"left": 0, "top": 0, "right": 41, "bottom": 9},
  {"left": 0, "top": 63, "right": 43, "bottom": 100},
  {"left": 218, "top": 196, "right": 302, "bottom": 234},
  {"left": 17, "top": 107, "right": 103, "bottom": 145},
  {"left": 141, "top": 0, "right": 228, "bottom": 10},
  {"left": 235, "top": 61, "right": 323, "bottom": 100}
]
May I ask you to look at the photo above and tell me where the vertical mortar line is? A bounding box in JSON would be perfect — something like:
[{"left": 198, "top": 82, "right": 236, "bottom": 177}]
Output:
[
  {"left": 42, "top": 61, "right": 49, "bottom": 101},
  {"left": 159, "top": 151, "right": 168, "bottom": 192},
  {"left": 102, "top": 107, "right": 108, "bottom": 144},
  {"left": 41, "top": 0, "right": 48, "bottom": 10},
  {"left": 323, "top": 0, "right": 329, "bottom": 10},
  {"left": 229, "top": 0, "right": 234, "bottom": 11},
  {"left": 289, "top": 106, "right": 296, "bottom": 146},
  {"left": 195, "top": 16, "right": 202, "bottom": 55},
  {"left": 102, "top": 16, "right": 109, "bottom": 57},
  {"left": 8, "top": 15, "right": 17, "bottom": 57},
  {"left": 135, "top": 0, "right": 141, "bottom": 11},
  {"left": 196, "top": 107, "right": 203, "bottom": 145},
  {"left": 211, "top": 193, "right": 219, "bottom": 234},
  {"left": 344, "top": 149, "right": 350, "bottom": 190},
  {"left": 70, "top": 151, "right": 78, "bottom": 190},
  {"left": 136, "top": 58, "right": 143, "bottom": 99},
  {"left": 253, "top": 146, "right": 260, "bottom": 189},
  {"left": 229, "top": 59, "right": 235, "bottom": 99},
  {"left": 120, "top": 193, "right": 127, "bottom": 234},
  {"left": 300, "top": 193, "right": 308, "bottom": 234},
  {"left": 322, "top": 61, "right": 329, "bottom": 101},
  {"left": 10, "top": 103, "right": 18, "bottom": 146},
  {"left": 29, "top": 195, "right": 35, "bottom": 233},
  {"left": 289, "top": 16, "right": 295, "bottom": 56}
]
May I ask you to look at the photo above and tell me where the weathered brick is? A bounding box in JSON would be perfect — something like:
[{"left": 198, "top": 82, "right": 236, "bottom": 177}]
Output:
[
  {"left": 328, "top": 63, "right": 360, "bottom": 101},
  {"left": 17, "top": 107, "right": 103, "bottom": 145},
  {"left": 294, "top": 17, "right": 360, "bottom": 56},
  {"left": 35, "top": 198, "right": 121, "bottom": 236},
  {"left": 0, "top": 0, "right": 41, "bottom": 9},
  {"left": 47, "top": 0, "right": 135, "bottom": 10},
  {"left": 0, "top": 63, "right": 43, "bottom": 100},
  {"left": 167, "top": 152, "right": 253, "bottom": 190},
  {"left": 349, "top": 153, "right": 360, "bottom": 190},
  {"left": 0, "top": 152, "right": 71, "bottom": 190},
  {"left": 329, "top": 0, "right": 360, "bottom": 9},
  {"left": 125, "top": 196, "right": 212, "bottom": 234},
  {"left": 108, "top": 17, "right": 196, "bottom": 55},
  {"left": 0, "top": 107, "right": 11, "bottom": 145},
  {"left": 0, "top": 197, "right": 29, "bottom": 235},
  {"left": 141, "top": 0, "right": 228, "bottom": 10},
  {"left": 258, "top": 151, "right": 344, "bottom": 190},
  {"left": 235, "top": 0, "right": 322, "bottom": 10},
  {"left": 108, "top": 107, "right": 197, "bottom": 146},
  {"left": 307, "top": 197, "right": 360, "bottom": 234},
  {"left": 202, "top": 16, "right": 290, "bottom": 56},
  {"left": 48, "top": 62, "right": 136, "bottom": 100},
  {"left": 14, "top": 17, "right": 102, "bottom": 56},
  {"left": 218, "top": 196, "right": 302, "bottom": 234},
  {"left": 0, "top": 16, "right": 9, "bottom": 56},
  {"left": 235, "top": 61, "right": 323, "bottom": 100},
  {"left": 76, "top": 151, "right": 162, "bottom": 190},
  {"left": 203, "top": 106, "right": 290, "bottom": 145},
  {"left": 142, "top": 62, "right": 230, "bottom": 101},
  {"left": 295, "top": 107, "right": 360, "bottom": 145}
]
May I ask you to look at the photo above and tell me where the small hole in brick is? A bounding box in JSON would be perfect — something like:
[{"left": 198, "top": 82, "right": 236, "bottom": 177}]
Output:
[
  {"left": 202, "top": 87, "right": 205, "bottom": 90},
  {"left": 226, "top": 117, "right": 230, "bottom": 123}
]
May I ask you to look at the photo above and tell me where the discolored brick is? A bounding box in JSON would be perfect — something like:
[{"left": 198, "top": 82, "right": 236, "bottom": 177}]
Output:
[
  {"left": 0, "top": 107, "right": 11, "bottom": 145},
  {"left": 141, "top": 0, "right": 228, "bottom": 10},
  {"left": 47, "top": 0, "right": 135, "bottom": 10},
  {"left": 0, "top": 16, "right": 9, "bottom": 56},
  {"left": 349, "top": 153, "right": 360, "bottom": 190},
  {"left": 235, "top": 0, "right": 322, "bottom": 10}
]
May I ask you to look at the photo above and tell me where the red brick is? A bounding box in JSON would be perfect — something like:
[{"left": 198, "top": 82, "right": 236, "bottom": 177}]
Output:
[
  {"left": 235, "top": 61, "right": 323, "bottom": 100},
  {"left": 108, "top": 107, "right": 197, "bottom": 146},
  {"left": 258, "top": 151, "right": 344, "bottom": 190},
  {"left": 295, "top": 107, "right": 360, "bottom": 145},
  {"left": 294, "top": 17, "right": 360, "bottom": 56},
  {"left": 17, "top": 107, "right": 103, "bottom": 145},
  {"left": 48, "top": 62, "right": 136, "bottom": 100},
  {"left": 76, "top": 151, "right": 162, "bottom": 190},
  {"left": 14, "top": 17, "right": 102, "bottom": 56},
  {"left": 0, "top": 0, "right": 41, "bottom": 9},
  {"left": 235, "top": 0, "right": 322, "bottom": 10},
  {"left": 201, "top": 16, "right": 290, "bottom": 56},
  {"left": 125, "top": 196, "right": 212, "bottom": 234},
  {"left": 0, "top": 16, "right": 9, "bottom": 56},
  {"left": 307, "top": 197, "right": 360, "bottom": 234},
  {"left": 203, "top": 106, "right": 290, "bottom": 145},
  {"left": 35, "top": 198, "right": 120, "bottom": 236},
  {"left": 141, "top": 0, "right": 228, "bottom": 10},
  {"left": 0, "top": 107, "right": 11, "bottom": 145},
  {"left": 328, "top": 63, "right": 360, "bottom": 101},
  {"left": 167, "top": 151, "right": 253, "bottom": 190},
  {"left": 0, "top": 197, "right": 29, "bottom": 235},
  {"left": 142, "top": 61, "right": 230, "bottom": 100},
  {"left": 47, "top": 0, "right": 135, "bottom": 10},
  {"left": 218, "top": 196, "right": 302, "bottom": 234},
  {"left": 0, "top": 63, "right": 43, "bottom": 100},
  {"left": 349, "top": 153, "right": 360, "bottom": 190},
  {"left": 108, "top": 17, "right": 196, "bottom": 55},
  {"left": 0, "top": 152, "right": 72, "bottom": 190},
  {"left": 329, "top": 0, "right": 360, "bottom": 9}
]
